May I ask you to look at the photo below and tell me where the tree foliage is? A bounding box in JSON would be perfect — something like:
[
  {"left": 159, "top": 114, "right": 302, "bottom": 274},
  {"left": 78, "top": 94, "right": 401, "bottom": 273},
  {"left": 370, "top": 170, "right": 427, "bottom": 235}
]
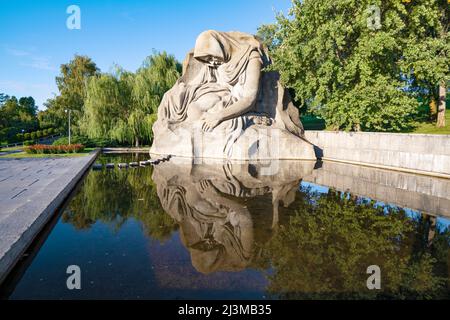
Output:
[
  {"left": 253, "top": 187, "right": 450, "bottom": 299},
  {"left": 60, "top": 162, "right": 450, "bottom": 299},
  {"left": 0, "top": 95, "right": 38, "bottom": 142},
  {"left": 61, "top": 154, "right": 178, "bottom": 242},
  {"left": 43, "top": 55, "right": 100, "bottom": 134},
  {"left": 270, "top": 0, "right": 449, "bottom": 131},
  {"left": 81, "top": 52, "right": 181, "bottom": 146},
  {"left": 256, "top": 23, "right": 281, "bottom": 51}
]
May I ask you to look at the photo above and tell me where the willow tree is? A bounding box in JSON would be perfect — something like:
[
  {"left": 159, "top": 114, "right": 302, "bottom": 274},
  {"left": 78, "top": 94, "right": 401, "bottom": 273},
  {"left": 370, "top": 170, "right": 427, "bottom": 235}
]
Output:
[
  {"left": 62, "top": 155, "right": 177, "bottom": 241},
  {"left": 82, "top": 71, "right": 131, "bottom": 143},
  {"left": 82, "top": 52, "right": 180, "bottom": 146},
  {"left": 130, "top": 52, "right": 181, "bottom": 145}
]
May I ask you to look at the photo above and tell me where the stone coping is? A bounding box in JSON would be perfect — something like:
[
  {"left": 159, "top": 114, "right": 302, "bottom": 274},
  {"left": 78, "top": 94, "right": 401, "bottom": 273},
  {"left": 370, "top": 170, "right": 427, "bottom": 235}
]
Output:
[{"left": 0, "top": 150, "right": 99, "bottom": 284}]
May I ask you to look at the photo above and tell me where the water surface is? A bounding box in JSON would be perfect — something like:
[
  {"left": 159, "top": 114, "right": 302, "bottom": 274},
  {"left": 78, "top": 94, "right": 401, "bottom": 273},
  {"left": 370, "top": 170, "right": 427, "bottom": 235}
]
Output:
[{"left": 2, "top": 153, "right": 449, "bottom": 299}]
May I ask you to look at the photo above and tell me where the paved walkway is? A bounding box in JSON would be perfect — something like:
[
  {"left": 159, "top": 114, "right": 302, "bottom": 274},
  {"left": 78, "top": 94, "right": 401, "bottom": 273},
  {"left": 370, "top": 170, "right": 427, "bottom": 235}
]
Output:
[
  {"left": 0, "top": 152, "right": 98, "bottom": 283},
  {"left": 0, "top": 150, "right": 22, "bottom": 156}
]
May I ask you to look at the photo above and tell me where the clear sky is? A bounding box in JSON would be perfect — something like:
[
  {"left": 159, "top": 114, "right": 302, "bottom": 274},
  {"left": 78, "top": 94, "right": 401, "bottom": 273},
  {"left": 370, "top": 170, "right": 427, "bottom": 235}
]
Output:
[{"left": 0, "top": 0, "right": 292, "bottom": 109}]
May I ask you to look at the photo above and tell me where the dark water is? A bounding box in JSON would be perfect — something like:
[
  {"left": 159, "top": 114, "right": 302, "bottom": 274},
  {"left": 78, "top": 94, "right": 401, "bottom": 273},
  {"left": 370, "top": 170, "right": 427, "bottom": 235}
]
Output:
[{"left": 2, "top": 153, "right": 450, "bottom": 299}]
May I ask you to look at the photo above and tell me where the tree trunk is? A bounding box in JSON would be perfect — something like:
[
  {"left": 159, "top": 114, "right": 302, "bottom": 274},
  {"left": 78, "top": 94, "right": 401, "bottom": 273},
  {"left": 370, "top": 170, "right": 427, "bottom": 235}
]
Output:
[
  {"left": 437, "top": 83, "right": 446, "bottom": 128},
  {"left": 135, "top": 137, "right": 139, "bottom": 148}
]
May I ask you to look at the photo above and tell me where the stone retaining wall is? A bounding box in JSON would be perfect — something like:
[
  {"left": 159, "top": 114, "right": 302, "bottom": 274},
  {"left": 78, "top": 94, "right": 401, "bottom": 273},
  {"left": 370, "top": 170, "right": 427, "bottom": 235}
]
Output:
[
  {"left": 305, "top": 131, "right": 450, "bottom": 177},
  {"left": 303, "top": 161, "right": 450, "bottom": 217}
]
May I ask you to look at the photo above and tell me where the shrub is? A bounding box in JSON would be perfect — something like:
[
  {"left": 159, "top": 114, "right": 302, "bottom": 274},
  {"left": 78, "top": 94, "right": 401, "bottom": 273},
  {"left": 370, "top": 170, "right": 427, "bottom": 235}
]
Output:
[
  {"left": 48, "top": 128, "right": 54, "bottom": 135},
  {"left": 24, "top": 144, "right": 85, "bottom": 154},
  {"left": 24, "top": 140, "right": 34, "bottom": 146},
  {"left": 16, "top": 133, "right": 24, "bottom": 141},
  {"left": 30, "top": 132, "right": 36, "bottom": 140},
  {"left": 24, "top": 133, "right": 31, "bottom": 140},
  {"left": 52, "top": 135, "right": 117, "bottom": 148},
  {"left": 43, "top": 129, "right": 48, "bottom": 136},
  {"left": 36, "top": 131, "right": 42, "bottom": 138}
]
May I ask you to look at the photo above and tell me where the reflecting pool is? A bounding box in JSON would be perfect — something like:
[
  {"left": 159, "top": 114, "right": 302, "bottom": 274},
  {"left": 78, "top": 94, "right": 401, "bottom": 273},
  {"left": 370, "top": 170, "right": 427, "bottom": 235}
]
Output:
[{"left": 1, "top": 153, "right": 449, "bottom": 299}]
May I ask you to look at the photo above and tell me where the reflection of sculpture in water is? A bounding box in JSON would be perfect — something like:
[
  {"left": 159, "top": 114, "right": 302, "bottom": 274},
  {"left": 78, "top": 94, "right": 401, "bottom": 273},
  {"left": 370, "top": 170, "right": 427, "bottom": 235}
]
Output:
[
  {"left": 152, "top": 159, "right": 315, "bottom": 273},
  {"left": 150, "top": 30, "right": 316, "bottom": 160}
]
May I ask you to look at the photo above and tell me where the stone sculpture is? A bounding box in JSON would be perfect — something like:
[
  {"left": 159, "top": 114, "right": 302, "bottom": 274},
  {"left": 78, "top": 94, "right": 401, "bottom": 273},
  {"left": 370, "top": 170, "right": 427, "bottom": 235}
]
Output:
[
  {"left": 152, "top": 158, "right": 315, "bottom": 273},
  {"left": 150, "top": 30, "right": 316, "bottom": 160}
]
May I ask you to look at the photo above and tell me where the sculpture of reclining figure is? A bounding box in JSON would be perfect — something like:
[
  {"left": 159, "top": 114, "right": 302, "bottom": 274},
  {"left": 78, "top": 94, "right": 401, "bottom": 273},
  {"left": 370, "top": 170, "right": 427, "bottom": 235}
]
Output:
[{"left": 150, "top": 30, "right": 316, "bottom": 160}]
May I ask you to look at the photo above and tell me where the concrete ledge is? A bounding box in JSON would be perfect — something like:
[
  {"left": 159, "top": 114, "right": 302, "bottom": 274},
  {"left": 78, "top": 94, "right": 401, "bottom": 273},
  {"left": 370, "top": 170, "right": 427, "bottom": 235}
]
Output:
[
  {"left": 303, "top": 161, "right": 450, "bottom": 218},
  {"left": 305, "top": 131, "right": 450, "bottom": 178},
  {"left": 0, "top": 150, "right": 99, "bottom": 284},
  {"left": 102, "top": 147, "right": 149, "bottom": 153}
]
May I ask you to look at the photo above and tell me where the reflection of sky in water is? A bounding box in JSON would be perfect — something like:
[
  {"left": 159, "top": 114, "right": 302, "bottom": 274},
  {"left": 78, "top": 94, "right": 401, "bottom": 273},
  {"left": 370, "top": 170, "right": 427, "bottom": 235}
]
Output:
[
  {"left": 300, "top": 181, "right": 450, "bottom": 229},
  {"left": 2, "top": 156, "right": 449, "bottom": 300}
]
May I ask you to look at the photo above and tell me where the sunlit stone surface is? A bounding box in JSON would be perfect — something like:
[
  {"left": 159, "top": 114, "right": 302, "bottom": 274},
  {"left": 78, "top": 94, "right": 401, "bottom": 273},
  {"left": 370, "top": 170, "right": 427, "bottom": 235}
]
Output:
[
  {"left": 150, "top": 30, "right": 316, "bottom": 160},
  {"left": 152, "top": 158, "right": 316, "bottom": 273}
]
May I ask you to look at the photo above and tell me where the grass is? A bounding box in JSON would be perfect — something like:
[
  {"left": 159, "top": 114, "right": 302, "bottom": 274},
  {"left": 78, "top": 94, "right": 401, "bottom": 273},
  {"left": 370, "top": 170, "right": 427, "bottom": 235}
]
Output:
[
  {"left": 0, "top": 148, "right": 96, "bottom": 159},
  {"left": 0, "top": 145, "right": 24, "bottom": 152},
  {"left": 410, "top": 110, "right": 450, "bottom": 134},
  {"left": 301, "top": 110, "right": 450, "bottom": 134}
]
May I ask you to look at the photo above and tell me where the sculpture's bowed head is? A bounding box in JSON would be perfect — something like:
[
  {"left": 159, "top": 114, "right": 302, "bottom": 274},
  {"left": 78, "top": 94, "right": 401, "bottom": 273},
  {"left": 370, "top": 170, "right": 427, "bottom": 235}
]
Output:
[{"left": 193, "top": 30, "right": 227, "bottom": 67}]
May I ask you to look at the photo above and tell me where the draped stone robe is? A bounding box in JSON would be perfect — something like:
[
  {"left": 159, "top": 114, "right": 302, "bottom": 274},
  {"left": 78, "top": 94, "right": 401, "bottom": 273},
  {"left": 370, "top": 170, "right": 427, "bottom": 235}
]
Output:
[{"left": 150, "top": 30, "right": 316, "bottom": 160}]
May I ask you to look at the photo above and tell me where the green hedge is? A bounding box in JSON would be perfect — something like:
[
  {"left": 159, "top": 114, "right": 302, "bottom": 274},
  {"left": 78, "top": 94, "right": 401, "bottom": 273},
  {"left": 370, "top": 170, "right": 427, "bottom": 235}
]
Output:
[{"left": 52, "top": 135, "right": 118, "bottom": 148}]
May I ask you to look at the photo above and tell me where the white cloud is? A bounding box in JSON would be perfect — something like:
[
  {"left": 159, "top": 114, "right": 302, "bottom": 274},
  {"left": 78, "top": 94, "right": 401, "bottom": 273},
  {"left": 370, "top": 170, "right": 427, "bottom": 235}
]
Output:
[
  {"left": 21, "top": 56, "right": 57, "bottom": 71},
  {"left": 4, "top": 46, "right": 56, "bottom": 71},
  {"left": 0, "top": 80, "right": 57, "bottom": 109},
  {"left": 0, "top": 80, "right": 27, "bottom": 92},
  {"left": 5, "top": 47, "right": 31, "bottom": 57}
]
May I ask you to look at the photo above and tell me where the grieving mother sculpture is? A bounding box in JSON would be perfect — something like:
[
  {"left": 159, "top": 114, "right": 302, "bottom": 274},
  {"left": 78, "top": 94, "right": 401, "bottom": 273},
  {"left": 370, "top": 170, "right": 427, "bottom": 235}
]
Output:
[{"left": 150, "top": 30, "right": 316, "bottom": 160}]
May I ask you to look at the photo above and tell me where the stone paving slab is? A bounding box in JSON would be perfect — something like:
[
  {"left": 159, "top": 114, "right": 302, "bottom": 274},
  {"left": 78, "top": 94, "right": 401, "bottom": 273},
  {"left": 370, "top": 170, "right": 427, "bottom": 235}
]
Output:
[{"left": 0, "top": 151, "right": 99, "bottom": 283}]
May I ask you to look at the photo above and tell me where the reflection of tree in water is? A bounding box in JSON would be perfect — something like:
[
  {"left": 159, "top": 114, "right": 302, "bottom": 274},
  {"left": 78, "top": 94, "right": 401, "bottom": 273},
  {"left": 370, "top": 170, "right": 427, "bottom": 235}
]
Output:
[
  {"left": 61, "top": 154, "right": 178, "bottom": 242},
  {"left": 62, "top": 157, "right": 450, "bottom": 299},
  {"left": 255, "top": 186, "right": 450, "bottom": 300}
]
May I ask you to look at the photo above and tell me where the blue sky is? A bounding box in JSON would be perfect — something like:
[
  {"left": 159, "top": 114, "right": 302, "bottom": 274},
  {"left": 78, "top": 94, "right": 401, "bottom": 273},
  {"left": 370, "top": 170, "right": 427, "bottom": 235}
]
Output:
[{"left": 0, "top": 0, "right": 292, "bottom": 109}]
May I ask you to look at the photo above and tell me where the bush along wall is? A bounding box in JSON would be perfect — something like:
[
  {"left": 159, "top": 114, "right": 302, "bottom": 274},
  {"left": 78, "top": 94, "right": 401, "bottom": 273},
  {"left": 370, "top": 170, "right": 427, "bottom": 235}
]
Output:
[{"left": 24, "top": 144, "right": 85, "bottom": 154}]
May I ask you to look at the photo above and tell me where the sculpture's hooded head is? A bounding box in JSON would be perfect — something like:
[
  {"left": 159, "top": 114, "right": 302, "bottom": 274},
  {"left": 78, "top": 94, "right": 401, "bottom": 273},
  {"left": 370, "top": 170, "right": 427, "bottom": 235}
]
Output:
[
  {"left": 194, "top": 30, "right": 265, "bottom": 64},
  {"left": 193, "top": 30, "right": 229, "bottom": 66},
  {"left": 192, "top": 30, "right": 266, "bottom": 84}
]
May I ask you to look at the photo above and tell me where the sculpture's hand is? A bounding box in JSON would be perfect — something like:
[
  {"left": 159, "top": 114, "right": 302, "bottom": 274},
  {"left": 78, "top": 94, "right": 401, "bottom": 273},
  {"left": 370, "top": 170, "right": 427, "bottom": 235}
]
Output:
[{"left": 201, "top": 113, "right": 222, "bottom": 132}]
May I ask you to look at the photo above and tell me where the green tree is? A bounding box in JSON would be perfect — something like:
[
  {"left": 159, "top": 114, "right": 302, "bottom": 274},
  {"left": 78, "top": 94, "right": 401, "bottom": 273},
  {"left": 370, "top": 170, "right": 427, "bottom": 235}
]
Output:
[
  {"left": 0, "top": 93, "right": 9, "bottom": 105},
  {"left": 44, "top": 55, "right": 99, "bottom": 134},
  {"left": 81, "top": 52, "right": 180, "bottom": 146},
  {"left": 0, "top": 95, "right": 38, "bottom": 142},
  {"left": 399, "top": 0, "right": 449, "bottom": 127},
  {"left": 256, "top": 23, "right": 281, "bottom": 51},
  {"left": 129, "top": 52, "right": 181, "bottom": 146},
  {"left": 255, "top": 187, "right": 450, "bottom": 299},
  {"left": 62, "top": 154, "right": 177, "bottom": 241},
  {"left": 81, "top": 71, "right": 131, "bottom": 144},
  {"left": 270, "top": 0, "right": 432, "bottom": 131},
  {"left": 18, "top": 97, "right": 38, "bottom": 117}
]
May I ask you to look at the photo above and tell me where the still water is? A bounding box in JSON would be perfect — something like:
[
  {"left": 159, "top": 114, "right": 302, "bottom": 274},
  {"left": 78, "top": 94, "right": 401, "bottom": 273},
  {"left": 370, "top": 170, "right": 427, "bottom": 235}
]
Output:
[{"left": 2, "top": 153, "right": 450, "bottom": 299}]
